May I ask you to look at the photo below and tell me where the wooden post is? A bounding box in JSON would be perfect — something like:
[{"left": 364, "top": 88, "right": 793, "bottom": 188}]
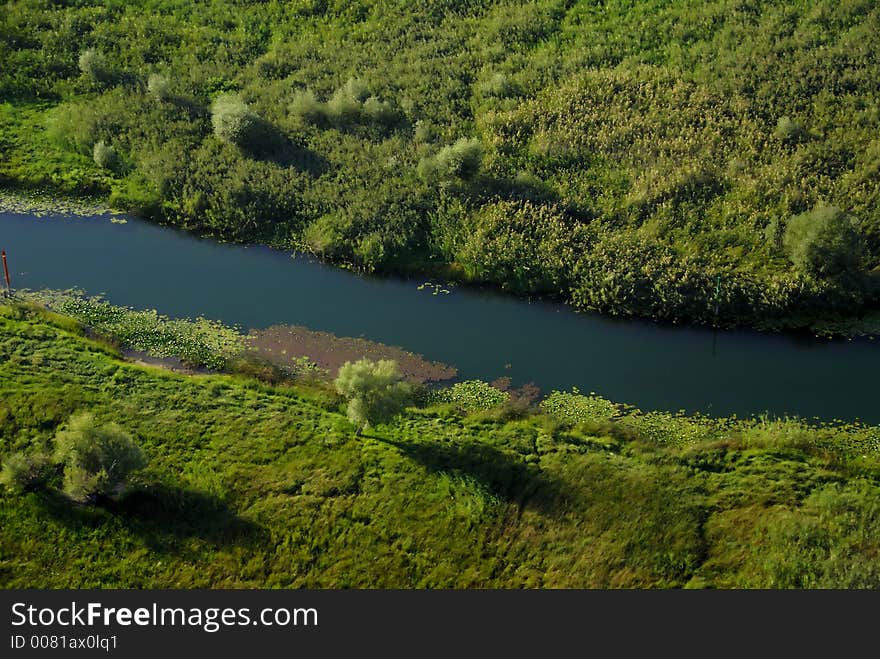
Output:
[{"left": 1, "top": 250, "right": 10, "bottom": 296}]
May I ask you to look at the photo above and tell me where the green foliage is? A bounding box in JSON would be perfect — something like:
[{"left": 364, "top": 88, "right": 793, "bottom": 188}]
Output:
[
  {"left": 92, "top": 140, "right": 118, "bottom": 170},
  {"left": 0, "top": 451, "right": 52, "bottom": 493},
  {"left": 457, "top": 199, "right": 581, "bottom": 294},
  {"left": 210, "top": 94, "right": 260, "bottom": 149},
  {"left": 2, "top": 306, "right": 880, "bottom": 587},
  {"left": 430, "top": 380, "right": 509, "bottom": 412},
  {"left": 53, "top": 412, "right": 146, "bottom": 502},
  {"left": 146, "top": 73, "right": 172, "bottom": 102},
  {"left": 3, "top": 0, "right": 880, "bottom": 327},
  {"left": 783, "top": 206, "right": 866, "bottom": 279},
  {"left": 78, "top": 48, "right": 110, "bottom": 86},
  {"left": 541, "top": 390, "right": 621, "bottom": 425},
  {"left": 418, "top": 138, "right": 483, "bottom": 184},
  {"left": 26, "top": 290, "right": 246, "bottom": 370},
  {"left": 334, "top": 358, "right": 412, "bottom": 431},
  {"left": 290, "top": 79, "right": 398, "bottom": 129},
  {"left": 289, "top": 89, "right": 323, "bottom": 123},
  {"left": 774, "top": 116, "right": 807, "bottom": 144}
]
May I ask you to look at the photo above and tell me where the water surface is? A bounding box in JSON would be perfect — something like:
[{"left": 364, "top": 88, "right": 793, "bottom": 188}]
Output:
[{"left": 2, "top": 210, "right": 877, "bottom": 423}]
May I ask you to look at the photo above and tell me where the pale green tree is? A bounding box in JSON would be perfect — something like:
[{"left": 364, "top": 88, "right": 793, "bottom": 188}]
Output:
[
  {"left": 53, "top": 412, "right": 146, "bottom": 503},
  {"left": 334, "top": 359, "right": 412, "bottom": 434}
]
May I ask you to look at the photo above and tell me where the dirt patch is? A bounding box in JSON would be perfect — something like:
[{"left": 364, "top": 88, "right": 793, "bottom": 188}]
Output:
[{"left": 248, "top": 325, "right": 457, "bottom": 383}]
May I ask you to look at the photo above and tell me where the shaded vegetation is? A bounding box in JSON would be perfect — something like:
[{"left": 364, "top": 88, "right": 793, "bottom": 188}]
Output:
[
  {"left": 1, "top": 1, "right": 879, "bottom": 327},
  {"left": 2, "top": 300, "right": 880, "bottom": 588}
]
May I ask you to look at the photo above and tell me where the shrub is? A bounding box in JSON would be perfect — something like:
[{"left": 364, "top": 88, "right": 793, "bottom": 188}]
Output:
[
  {"left": 92, "top": 140, "right": 118, "bottom": 170},
  {"left": 210, "top": 93, "right": 261, "bottom": 149},
  {"left": 477, "top": 72, "right": 517, "bottom": 98},
  {"left": 289, "top": 89, "right": 324, "bottom": 123},
  {"left": 783, "top": 205, "right": 866, "bottom": 279},
  {"left": 53, "top": 412, "right": 146, "bottom": 503},
  {"left": 362, "top": 96, "right": 396, "bottom": 125},
  {"left": 147, "top": 73, "right": 172, "bottom": 101},
  {"left": 418, "top": 138, "right": 483, "bottom": 184},
  {"left": 0, "top": 451, "right": 52, "bottom": 493},
  {"left": 334, "top": 359, "right": 412, "bottom": 433},
  {"left": 326, "top": 78, "right": 369, "bottom": 124},
  {"left": 774, "top": 116, "right": 806, "bottom": 144},
  {"left": 78, "top": 48, "right": 110, "bottom": 85}
]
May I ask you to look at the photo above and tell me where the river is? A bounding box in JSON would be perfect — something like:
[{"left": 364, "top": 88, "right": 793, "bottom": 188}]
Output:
[{"left": 2, "top": 209, "right": 878, "bottom": 423}]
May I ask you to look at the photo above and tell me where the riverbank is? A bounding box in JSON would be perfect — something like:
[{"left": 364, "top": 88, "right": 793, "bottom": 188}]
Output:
[
  {"left": 5, "top": 207, "right": 880, "bottom": 422},
  {"left": 3, "top": 188, "right": 879, "bottom": 340},
  {"left": 3, "top": 298, "right": 880, "bottom": 588}
]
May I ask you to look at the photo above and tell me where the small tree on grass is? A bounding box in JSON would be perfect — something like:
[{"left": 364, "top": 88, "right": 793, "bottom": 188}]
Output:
[
  {"left": 53, "top": 412, "right": 146, "bottom": 503},
  {"left": 210, "top": 93, "right": 261, "bottom": 149},
  {"left": 334, "top": 359, "right": 412, "bottom": 435},
  {"left": 78, "top": 48, "right": 112, "bottom": 86},
  {"left": 92, "top": 140, "right": 118, "bottom": 170},
  {"left": 0, "top": 451, "right": 52, "bottom": 493},
  {"left": 147, "top": 73, "right": 172, "bottom": 102},
  {"left": 418, "top": 138, "right": 483, "bottom": 185},
  {"left": 783, "top": 205, "right": 865, "bottom": 280}
]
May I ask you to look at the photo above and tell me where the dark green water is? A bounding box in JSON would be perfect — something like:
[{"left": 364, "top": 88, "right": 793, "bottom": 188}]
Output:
[{"left": 2, "top": 210, "right": 878, "bottom": 423}]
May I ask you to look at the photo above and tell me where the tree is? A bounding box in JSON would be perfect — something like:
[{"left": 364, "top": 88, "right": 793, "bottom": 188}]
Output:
[
  {"left": 0, "top": 451, "right": 51, "bottom": 493},
  {"left": 417, "top": 138, "right": 483, "bottom": 184},
  {"left": 334, "top": 359, "right": 412, "bottom": 434},
  {"left": 783, "top": 205, "right": 865, "bottom": 280},
  {"left": 147, "top": 73, "right": 172, "bottom": 101},
  {"left": 92, "top": 140, "right": 118, "bottom": 170},
  {"left": 53, "top": 412, "right": 146, "bottom": 503},
  {"left": 210, "top": 93, "right": 261, "bottom": 149},
  {"left": 78, "top": 48, "right": 111, "bottom": 86}
]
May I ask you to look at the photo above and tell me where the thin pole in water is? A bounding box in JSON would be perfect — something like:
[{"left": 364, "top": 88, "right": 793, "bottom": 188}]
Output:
[{"left": 1, "top": 250, "right": 10, "bottom": 296}]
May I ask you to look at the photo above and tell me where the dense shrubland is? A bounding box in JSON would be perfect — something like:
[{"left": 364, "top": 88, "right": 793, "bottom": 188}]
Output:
[
  {"left": 3, "top": 299, "right": 880, "bottom": 588},
  {"left": 1, "top": 0, "right": 879, "bottom": 326}
]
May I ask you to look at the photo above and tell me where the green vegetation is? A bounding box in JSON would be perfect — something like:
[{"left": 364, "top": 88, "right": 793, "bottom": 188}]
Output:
[
  {"left": 53, "top": 412, "right": 146, "bottom": 503},
  {"left": 430, "top": 380, "right": 510, "bottom": 413},
  {"left": 334, "top": 358, "right": 412, "bottom": 433},
  {"left": 25, "top": 290, "right": 247, "bottom": 370},
  {"left": 2, "top": 1, "right": 879, "bottom": 327},
  {"left": 2, "top": 299, "right": 880, "bottom": 588}
]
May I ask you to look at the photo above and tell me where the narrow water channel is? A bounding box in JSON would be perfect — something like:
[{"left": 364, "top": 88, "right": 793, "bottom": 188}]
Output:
[{"left": 2, "top": 210, "right": 878, "bottom": 423}]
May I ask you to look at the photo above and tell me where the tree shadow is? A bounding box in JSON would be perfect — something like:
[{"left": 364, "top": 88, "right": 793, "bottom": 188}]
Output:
[
  {"left": 246, "top": 121, "right": 330, "bottom": 175},
  {"left": 34, "top": 484, "right": 266, "bottom": 553},
  {"left": 375, "top": 436, "right": 571, "bottom": 515},
  {"left": 167, "top": 94, "right": 210, "bottom": 120}
]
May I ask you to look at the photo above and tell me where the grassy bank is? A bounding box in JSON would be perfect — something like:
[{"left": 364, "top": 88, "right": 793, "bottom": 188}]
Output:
[
  {"left": 2, "top": 1, "right": 879, "bottom": 328},
  {"left": 2, "top": 299, "right": 880, "bottom": 588}
]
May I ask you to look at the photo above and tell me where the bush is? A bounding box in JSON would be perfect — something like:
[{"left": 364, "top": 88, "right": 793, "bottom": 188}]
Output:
[
  {"left": 78, "top": 48, "right": 110, "bottom": 85},
  {"left": 326, "top": 78, "right": 369, "bottom": 124},
  {"left": 334, "top": 359, "right": 412, "bottom": 433},
  {"left": 774, "top": 116, "right": 806, "bottom": 144},
  {"left": 92, "top": 140, "right": 118, "bottom": 170},
  {"left": 418, "top": 138, "right": 483, "bottom": 184},
  {"left": 147, "top": 73, "right": 172, "bottom": 101},
  {"left": 53, "top": 412, "right": 146, "bottom": 503},
  {"left": 477, "top": 72, "right": 517, "bottom": 99},
  {"left": 210, "top": 93, "right": 261, "bottom": 149},
  {"left": 0, "top": 451, "right": 52, "bottom": 493},
  {"left": 783, "top": 205, "right": 866, "bottom": 279},
  {"left": 289, "top": 89, "right": 324, "bottom": 123}
]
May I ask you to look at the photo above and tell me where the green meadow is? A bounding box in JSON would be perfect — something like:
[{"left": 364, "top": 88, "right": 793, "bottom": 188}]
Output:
[{"left": 2, "top": 300, "right": 879, "bottom": 588}]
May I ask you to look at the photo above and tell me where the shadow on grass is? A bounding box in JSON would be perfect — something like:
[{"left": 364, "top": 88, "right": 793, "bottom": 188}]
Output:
[
  {"left": 375, "top": 436, "right": 571, "bottom": 515},
  {"left": 35, "top": 484, "right": 266, "bottom": 552},
  {"left": 246, "top": 122, "right": 330, "bottom": 175}
]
